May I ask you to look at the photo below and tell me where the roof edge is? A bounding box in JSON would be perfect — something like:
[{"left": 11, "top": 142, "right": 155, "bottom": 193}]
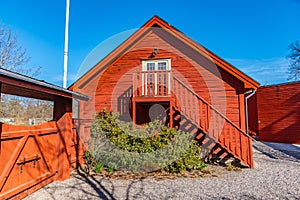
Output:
[
  {"left": 0, "top": 68, "right": 89, "bottom": 101},
  {"left": 259, "top": 80, "right": 300, "bottom": 88},
  {"left": 70, "top": 15, "right": 260, "bottom": 90}
]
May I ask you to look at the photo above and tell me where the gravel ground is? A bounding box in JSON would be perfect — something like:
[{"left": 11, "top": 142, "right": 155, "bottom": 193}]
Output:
[{"left": 25, "top": 141, "right": 300, "bottom": 200}]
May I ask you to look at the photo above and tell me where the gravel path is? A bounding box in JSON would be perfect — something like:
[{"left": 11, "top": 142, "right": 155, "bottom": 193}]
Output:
[{"left": 25, "top": 141, "right": 300, "bottom": 200}]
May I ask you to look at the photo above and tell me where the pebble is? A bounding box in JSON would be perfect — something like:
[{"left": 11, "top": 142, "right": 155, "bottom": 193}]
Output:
[{"left": 25, "top": 141, "right": 300, "bottom": 200}]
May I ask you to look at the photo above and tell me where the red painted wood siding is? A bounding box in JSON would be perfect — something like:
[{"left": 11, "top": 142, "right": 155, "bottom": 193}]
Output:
[
  {"left": 79, "top": 31, "right": 244, "bottom": 128},
  {"left": 257, "top": 82, "right": 300, "bottom": 144},
  {"left": 247, "top": 93, "right": 258, "bottom": 135}
]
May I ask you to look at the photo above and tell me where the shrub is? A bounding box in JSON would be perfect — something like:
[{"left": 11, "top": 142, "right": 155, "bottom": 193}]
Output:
[{"left": 87, "top": 109, "right": 206, "bottom": 174}]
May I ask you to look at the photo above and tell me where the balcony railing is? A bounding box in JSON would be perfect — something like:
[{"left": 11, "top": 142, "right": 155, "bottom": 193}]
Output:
[{"left": 133, "top": 70, "right": 172, "bottom": 97}]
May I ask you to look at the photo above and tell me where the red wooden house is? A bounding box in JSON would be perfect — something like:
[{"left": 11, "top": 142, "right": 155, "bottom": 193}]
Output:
[
  {"left": 70, "top": 16, "right": 260, "bottom": 168},
  {"left": 248, "top": 81, "right": 300, "bottom": 144}
]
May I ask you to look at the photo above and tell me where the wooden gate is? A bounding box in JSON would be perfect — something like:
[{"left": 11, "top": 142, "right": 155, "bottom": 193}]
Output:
[
  {"left": 0, "top": 68, "right": 89, "bottom": 199},
  {"left": 0, "top": 122, "right": 58, "bottom": 199}
]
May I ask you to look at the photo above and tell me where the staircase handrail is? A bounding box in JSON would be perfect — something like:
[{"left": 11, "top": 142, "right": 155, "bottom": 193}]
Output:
[{"left": 173, "top": 76, "right": 253, "bottom": 140}]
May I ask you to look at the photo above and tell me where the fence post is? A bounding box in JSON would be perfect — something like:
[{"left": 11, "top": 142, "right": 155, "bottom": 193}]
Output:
[{"left": 54, "top": 96, "right": 72, "bottom": 181}]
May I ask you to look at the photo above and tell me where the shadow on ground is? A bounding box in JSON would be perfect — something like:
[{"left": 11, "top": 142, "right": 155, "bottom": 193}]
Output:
[
  {"left": 253, "top": 140, "right": 300, "bottom": 161},
  {"left": 33, "top": 170, "right": 154, "bottom": 200},
  {"left": 75, "top": 171, "right": 117, "bottom": 200},
  {"left": 262, "top": 142, "right": 300, "bottom": 160}
]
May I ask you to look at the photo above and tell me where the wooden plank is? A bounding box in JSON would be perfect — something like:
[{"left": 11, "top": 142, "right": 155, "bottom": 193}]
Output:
[
  {"left": 170, "top": 99, "right": 174, "bottom": 128},
  {"left": 33, "top": 134, "right": 54, "bottom": 173},
  {"left": 133, "top": 73, "right": 137, "bottom": 97},
  {"left": 1, "top": 128, "right": 58, "bottom": 139},
  {"left": 206, "top": 105, "right": 210, "bottom": 132},
  {"left": 222, "top": 122, "right": 227, "bottom": 148},
  {"left": 225, "top": 123, "right": 230, "bottom": 148},
  {"left": 248, "top": 139, "right": 254, "bottom": 168},
  {"left": 0, "top": 172, "right": 55, "bottom": 200},
  {"left": 132, "top": 101, "right": 136, "bottom": 128},
  {"left": 238, "top": 93, "right": 246, "bottom": 132},
  {"left": 234, "top": 128, "right": 240, "bottom": 158},
  {"left": 199, "top": 100, "right": 203, "bottom": 128},
  {"left": 240, "top": 132, "right": 244, "bottom": 162},
  {"left": 0, "top": 136, "right": 28, "bottom": 191},
  {"left": 229, "top": 123, "right": 233, "bottom": 152}
]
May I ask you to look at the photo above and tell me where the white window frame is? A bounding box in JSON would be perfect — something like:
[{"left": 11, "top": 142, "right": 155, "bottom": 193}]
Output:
[
  {"left": 142, "top": 59, "right": 171, "bottom": 71},
  {"left": 141, "top": 59, "right": 171, "bottom": 96}
]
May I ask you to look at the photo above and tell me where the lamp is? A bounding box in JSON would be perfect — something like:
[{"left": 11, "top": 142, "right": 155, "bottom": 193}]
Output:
[{"left": 152, "top": 48, "right": 158, "bottom": 55}]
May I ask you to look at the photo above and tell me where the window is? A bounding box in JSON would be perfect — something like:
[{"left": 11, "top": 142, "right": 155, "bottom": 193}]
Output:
[
  {"left": 72, "top": 99, "right": 80, "bottom": 119},
  {"left": 142, "top": 59, "right": 171, "bottom": 71}
]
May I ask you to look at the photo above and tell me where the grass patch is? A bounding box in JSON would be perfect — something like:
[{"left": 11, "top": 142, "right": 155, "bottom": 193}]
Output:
[{"left": 225, "top": 163, "right": 242, "bottom": 172}]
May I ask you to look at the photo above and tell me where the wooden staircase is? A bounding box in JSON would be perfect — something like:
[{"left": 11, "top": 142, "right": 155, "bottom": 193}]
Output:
[
  {"left": 171, "top": 77, "right": 254, "bottom": 168},
  {"left": 132, "top": 70, "right": 254, "bottom": 168}
]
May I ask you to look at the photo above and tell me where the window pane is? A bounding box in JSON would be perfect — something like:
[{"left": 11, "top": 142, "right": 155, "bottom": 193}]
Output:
[
  {"left": 158, "top": 62, "right": 167, "bottom": 70},
  {"left": 147, "top": 63, "right": 155, "bottom": 71}
]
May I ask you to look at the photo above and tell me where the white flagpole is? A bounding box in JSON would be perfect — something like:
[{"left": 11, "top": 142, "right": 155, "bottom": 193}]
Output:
[{"left": 63, "top": 0, "right": 70, "bottom": 88}]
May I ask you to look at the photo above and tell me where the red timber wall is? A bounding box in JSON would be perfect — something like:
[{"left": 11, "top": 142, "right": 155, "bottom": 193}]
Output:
[
  {"left": 247, "top": 93, "right": 258, "bottom": 136},
  {"left": 255, "top": 82, "right": 300, "bottom": 144},
  {"left": 77, "top": 30, "right": 246, "bottom": 130}
]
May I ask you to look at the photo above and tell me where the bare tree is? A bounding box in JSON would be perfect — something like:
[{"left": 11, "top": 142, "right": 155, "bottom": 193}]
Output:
[
  {"left": 287, "top": 40, "right": 300, "bottom": 81},
  {"left": 0, "top": 22, "right": 40, "bottom": 76},
  {"left": 0, "top": 23, "right": 47, "bottom": 125}
]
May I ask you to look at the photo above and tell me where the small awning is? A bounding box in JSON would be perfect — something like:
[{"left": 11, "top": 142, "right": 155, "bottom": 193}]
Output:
[{"left": 0, "top": 68, "right": 89, "bottom": 101}]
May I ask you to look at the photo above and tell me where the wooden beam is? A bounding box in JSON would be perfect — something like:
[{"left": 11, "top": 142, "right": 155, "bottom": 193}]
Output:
[
  {"left": 169, "top": 99, "right": 174, "bottom": 128},
  {"left": 0, "top": 74, "right": 88, "bottom": 100},
  {"left": 54, "top": 96, "right": 72, "bottom": 181},
  {"left": 132, "top": 101, "right": 136, "bottom": 129}
]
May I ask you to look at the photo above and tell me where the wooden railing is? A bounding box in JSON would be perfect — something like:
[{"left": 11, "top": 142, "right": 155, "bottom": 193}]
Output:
[
  {"left": 133, "top": 70, "right": 172, "bottom": 97},
  {"left": 132, "top": 70, "right": 254, "bottom": 168},
  {"left": 72, "top": 118, "right": 93, "bottom": 147},
  {"left": 173, "top": 76, "right": 254, "bottom": 168}
]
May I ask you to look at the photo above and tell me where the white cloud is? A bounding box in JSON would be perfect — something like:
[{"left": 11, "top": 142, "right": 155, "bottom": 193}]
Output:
[
  {"left": 49, "top": 73, "right": 78, "bottom": 87},
  {"left": 226, "top": 57, "right": 290, "bottom": 85}
]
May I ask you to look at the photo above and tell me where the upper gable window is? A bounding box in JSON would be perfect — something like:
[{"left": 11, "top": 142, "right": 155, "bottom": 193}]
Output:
[{"left": 142, "top": 59, "right": 171, "bottom": 71}]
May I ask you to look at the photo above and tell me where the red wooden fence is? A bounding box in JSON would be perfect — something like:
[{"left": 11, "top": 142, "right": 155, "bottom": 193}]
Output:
[
  {"left": 0, "top": 68, "right": 89, "bottom": 199},
  {"left": 0, "top": 122, "right": 58, "bottom": 199},
  {"left": 0, "top": 119, "right": 88, "bottom": 199}
]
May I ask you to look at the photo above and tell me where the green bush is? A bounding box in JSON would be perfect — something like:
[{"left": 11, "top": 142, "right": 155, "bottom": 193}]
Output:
[{"left": 87, "top": 109, "right": 206, "bottom": 174}]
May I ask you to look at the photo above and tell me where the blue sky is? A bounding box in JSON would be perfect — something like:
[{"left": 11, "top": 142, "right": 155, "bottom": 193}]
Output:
[{"left": 1, "top": 0, "right": 300, "bottom": 87}]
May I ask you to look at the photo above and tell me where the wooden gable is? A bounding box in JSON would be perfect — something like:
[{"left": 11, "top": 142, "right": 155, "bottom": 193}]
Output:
[{"left": 69, "top": 15, "right": 260, "bottom": 91}]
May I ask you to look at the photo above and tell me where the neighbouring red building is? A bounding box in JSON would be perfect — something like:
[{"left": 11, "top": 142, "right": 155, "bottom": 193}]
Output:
[
  {"left": 70, "top": 16, "right": 260, "bottom": 168},
  {"left": 248, "top": 81, "right": 300, "bottom": 144}
]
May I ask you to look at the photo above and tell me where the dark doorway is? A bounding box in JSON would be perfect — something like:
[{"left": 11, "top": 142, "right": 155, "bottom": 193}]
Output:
[{"left": 135, "top": 102, "right": 170, "bottom": 125}]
